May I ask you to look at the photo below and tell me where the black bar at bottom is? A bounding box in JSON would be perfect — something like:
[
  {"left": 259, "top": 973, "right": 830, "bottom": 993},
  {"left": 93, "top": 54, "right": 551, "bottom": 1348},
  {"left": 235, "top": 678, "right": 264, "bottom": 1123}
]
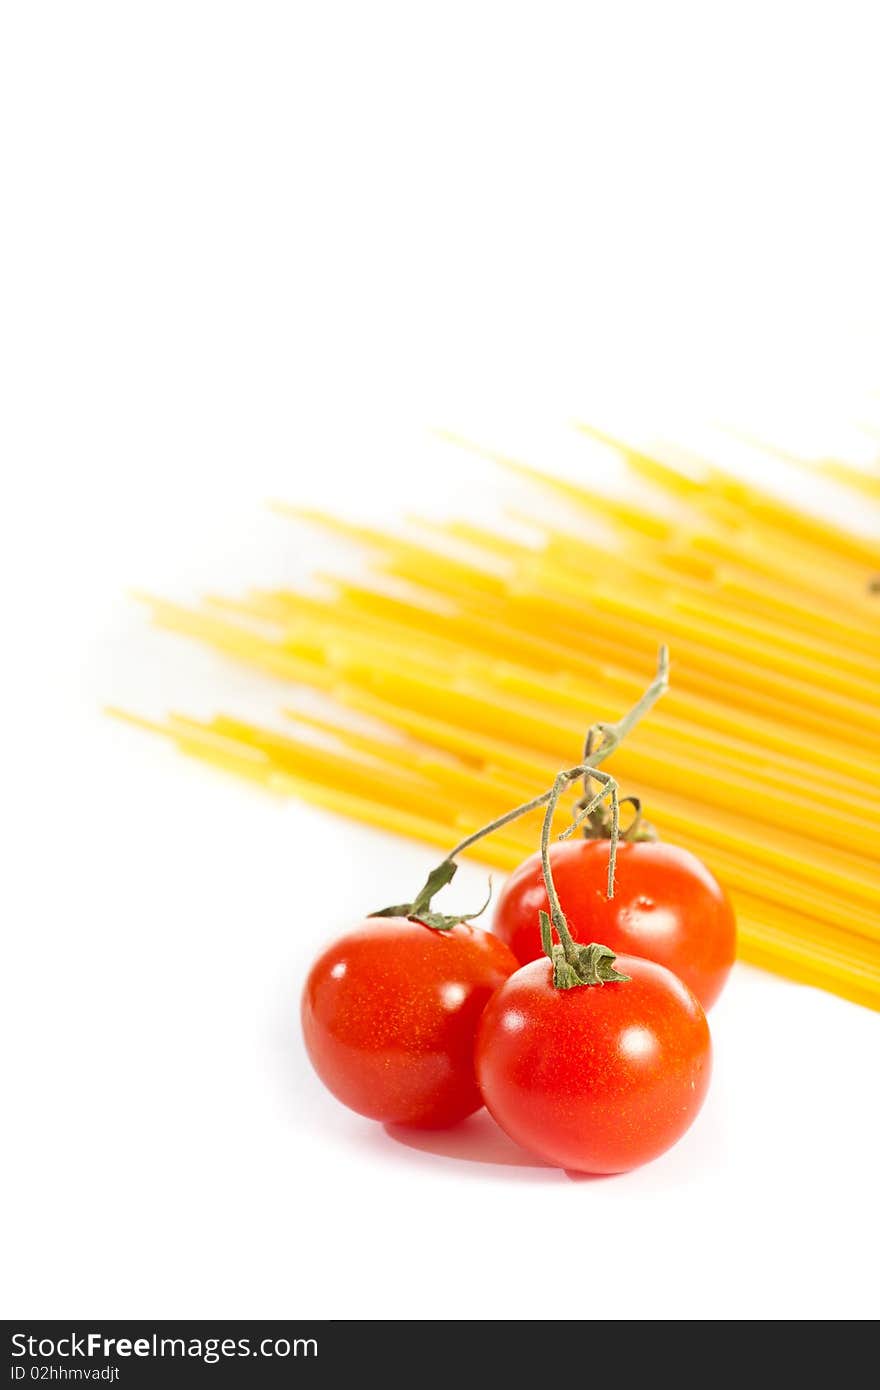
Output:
[{"left": 4, "top": 1321, "right": 550, "bottom": 1385}]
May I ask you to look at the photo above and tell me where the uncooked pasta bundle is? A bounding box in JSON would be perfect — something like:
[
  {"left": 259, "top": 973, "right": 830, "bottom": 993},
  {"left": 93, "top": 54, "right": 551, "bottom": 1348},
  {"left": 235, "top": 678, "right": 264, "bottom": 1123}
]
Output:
[{"left": 114, "top": 431, "right": 880, "bottom": 1010}]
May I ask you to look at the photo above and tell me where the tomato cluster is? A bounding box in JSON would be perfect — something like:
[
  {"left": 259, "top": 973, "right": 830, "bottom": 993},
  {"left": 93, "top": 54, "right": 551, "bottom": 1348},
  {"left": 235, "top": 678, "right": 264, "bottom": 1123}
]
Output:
[
  {"left": 301, "top": 652, "right": 734, "bottom": 1174},
  {"left": 301, "top": 840, "right": 731, "bottom": 1173}
]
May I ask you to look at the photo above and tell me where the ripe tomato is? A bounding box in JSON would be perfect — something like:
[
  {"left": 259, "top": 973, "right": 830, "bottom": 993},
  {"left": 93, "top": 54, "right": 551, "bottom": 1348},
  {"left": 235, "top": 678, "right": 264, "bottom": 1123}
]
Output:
[
  {"left": 476, "top": 954, "right": 712, "bottom": 1172},
  {"left": 493, "top": 839, "right": 736, "bottom": 1009},
  {"left": 302, "top": 917, "right": 517, "bottom": 1128}
]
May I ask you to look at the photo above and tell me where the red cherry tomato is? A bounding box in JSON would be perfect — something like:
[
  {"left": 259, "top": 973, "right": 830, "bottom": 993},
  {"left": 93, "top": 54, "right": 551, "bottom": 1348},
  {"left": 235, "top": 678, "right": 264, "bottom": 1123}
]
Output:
[
  {"left": 493, "top": 839, "right": 736, "bottom": 1009},
  {"left": 476, "top": 954, "right": 712, "bottom": 1172},
  {"left": 301, "top": 917, "right": 517, "bottom": 1128}
]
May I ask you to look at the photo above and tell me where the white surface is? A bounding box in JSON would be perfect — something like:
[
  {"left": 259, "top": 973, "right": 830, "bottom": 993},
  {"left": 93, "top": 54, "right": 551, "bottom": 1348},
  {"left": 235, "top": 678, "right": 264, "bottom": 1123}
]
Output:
[{"left": 3, "top": 2, "right": 880, "bottom": 1322}]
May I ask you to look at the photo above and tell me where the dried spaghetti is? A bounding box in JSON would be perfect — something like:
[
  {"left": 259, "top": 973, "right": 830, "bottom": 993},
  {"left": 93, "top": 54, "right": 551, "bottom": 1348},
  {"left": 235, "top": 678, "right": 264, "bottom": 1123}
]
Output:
[{"left": 115, "top": 435, "right": 880, "bottom": 1010}]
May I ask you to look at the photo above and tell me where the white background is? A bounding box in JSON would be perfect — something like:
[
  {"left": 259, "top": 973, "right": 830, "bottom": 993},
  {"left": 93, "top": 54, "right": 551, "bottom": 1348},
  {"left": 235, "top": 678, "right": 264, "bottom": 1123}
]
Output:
[{"left": 3, "top": 2, "right": 879, "bottom": 1321}]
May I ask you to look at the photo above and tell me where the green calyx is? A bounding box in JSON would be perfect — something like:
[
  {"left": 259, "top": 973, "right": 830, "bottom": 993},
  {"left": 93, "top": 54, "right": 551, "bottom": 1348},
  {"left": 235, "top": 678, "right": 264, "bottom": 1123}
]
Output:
[
  {"left": 575, "top": 792, "right": 658, "bottom": 845},
  {"left": 539, "top": 911, "right": 630, "bottom": 990},
  {"left": 369, "top": 859, "right": 492, "bottom": 932}
]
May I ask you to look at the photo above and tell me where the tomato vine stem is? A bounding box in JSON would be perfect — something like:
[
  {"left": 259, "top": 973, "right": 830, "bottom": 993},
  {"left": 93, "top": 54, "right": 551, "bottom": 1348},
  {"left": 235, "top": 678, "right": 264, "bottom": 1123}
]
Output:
[
  {"left": 579, "top": 644, "right": 668, "bottom": 842},
  {"left": 538, "top": 771, "right": 631, "bottom": 988},
  {"left": 370, "top": 646, "right": 668, "bottom": 930}
]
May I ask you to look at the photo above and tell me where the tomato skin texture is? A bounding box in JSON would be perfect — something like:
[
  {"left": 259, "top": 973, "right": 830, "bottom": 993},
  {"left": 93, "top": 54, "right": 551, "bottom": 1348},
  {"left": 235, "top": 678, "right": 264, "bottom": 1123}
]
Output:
[
  {"left": 493, "top": 839, "right": 736, "bottom": 1010},
  {"left": 476, "top": 955, "right": 711, "bottom": 1173},
  {"left": 301, "top": 917, "right": 518, "bottom": 1128}
]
